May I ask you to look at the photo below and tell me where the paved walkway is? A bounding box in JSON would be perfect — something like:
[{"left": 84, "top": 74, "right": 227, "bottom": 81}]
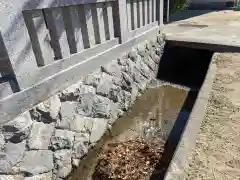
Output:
[{"left": 163, "top": 10, "right": 240, "bottom": 52}]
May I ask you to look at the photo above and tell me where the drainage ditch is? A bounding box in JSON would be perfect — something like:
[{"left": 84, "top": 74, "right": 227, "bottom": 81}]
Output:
[{"left": 68, "top": 43, "right": 214, "bottom": 180}]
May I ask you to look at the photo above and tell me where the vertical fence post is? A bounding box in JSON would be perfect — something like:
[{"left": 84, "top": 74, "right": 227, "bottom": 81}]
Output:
[
  {"left": 157, "top": 0, "right": 164, "bottom": 25},
  {"left": 167, "top": 0, "right": 170, "bottom": 22},
  {"left": 115, "top": 0, "right": 128, "bottom": 43}
]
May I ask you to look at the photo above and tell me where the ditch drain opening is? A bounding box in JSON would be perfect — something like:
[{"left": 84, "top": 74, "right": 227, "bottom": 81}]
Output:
[{"left": 157, "top": 42, "right": 214, "bottom": 89}]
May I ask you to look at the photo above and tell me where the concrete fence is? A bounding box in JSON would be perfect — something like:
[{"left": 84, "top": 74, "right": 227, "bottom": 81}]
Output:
[{"left": 0, "top": 0, "right": 165, "bottom": 125}]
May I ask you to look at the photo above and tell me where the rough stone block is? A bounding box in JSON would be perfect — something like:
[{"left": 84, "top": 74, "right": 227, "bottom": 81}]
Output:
[
  {"left": 90, "top": 118, "right": 108, "bottom": 144},
  {"left": 77, "top": 93, "right": 112, "bottom": 119},
  {"left": 117, "top": 90, "right": 132, "bottom": 111},
  {"left": 120, "top": 72, "right": 145, "bottom": 96},
  {"left": 84, "top": 71, "right": 102, "bottom": 87},
  {"left": 142, "top": 54, "right": 157, "bottom": 72},
  {"left": 96, "top": 79, "right": 114, "bottom": 97},
  {"left": 72, "top": 133, "right": 89, "bottom": 159},
  {"left": 137, "top": 44, "right": 147, "bottom": 57},
  {"left": 138, "top": 80, "right": 148, "bottom": 93},
  {"left": 59, "top": 94, "right": 112, "bottom": 127},
  {"left": 19, "top": 150, "right": 54, "bottom": 175},
  {"left": 51, "top": 129, "right": 74, "bottom": 150},
  {"left": 60, "top": 83, "right": 96, "bottom": 101},
  {"left": 0, "top": 175, "right": 23, "bottom": 180},
  {"left": 2, "top": 112, "right": 33, "bottom": 142},
  {"left": 110, "top": 75, "right": 123, "bottom": 88},
  {"left": 108, "top": 86, "right": 122, "bottom": 103},
  {"left": 117, "top": 57, "right": 128, "bottom": 66},
  {"left": 0, "top": 132, "right": 4, "bottom": 151},
  {"left": 24, "top": 172, "right": 52, "bottom": 180},
  {"left": 101, "top": 61, "right": 122, "bottom": 77},
  {"left": 61, "top": 101, "right": 81, "bottom": 121},
  {"left": 0, "top": 152, "right": 12, "bottom": 174},
  {"left": 92, "top": 96, "right": 111, "bottom": 119},
  {"left": 155, "top": 47, "right": 163, "bottom": 56},
  {"left": 108, "top": 103, "right": 124, "bottom": 123},
  {"left": 77, "top": 93, "right": 97, "bottom": 117},
  {"left": 135, "top": 60, "right": 152, "bottom": 79},
  {"left": 28, "top": 122, "right": 54, "bottom": 150},
  {"left": 128, "top": 49, "right": 138, "bottom": 62},
  {"left": 96, "top": 73, "right": 115, "bottom": 93},
  {"left": 60, "top": 83, "right": 81, "bottom": 101},
  {"left": 72, "top": 158, "right": 80, "bottom": 167},
  {"left": 69, "top": 116, "right": 94, "bottom": 133},
  {"left": 79, "top": 84, "right": 96, "bottom": 94},
  {"left": 130, "top": 83, "right": 139, "bottom": 103},
  {"left": 54, "top": 150, "right": 72, "bottom": 178},
  {"left": 132, "top": 71, "right": 146, "bottom": 85},
  {"left": 121, "top": 72, "right": 135, "bottom": 92},
  {"left": 4, "top": 140, "right": 26, "bottom": 166},
  {"left": 35, "top": 95, "right": 61, "bottom": 120},
  {"left": 122, "top": 60, "right": 146, "bottom": 84},
  {"left": 122, "top": 58, "right": 135, "bottom": 74},
  {"left": 57, "top": 101, "right": 80, "bottom": 129},
  {"left": 157, "top": 35, "right": 164, "bottom": 45},
  {"left": 148, "top": 47, "right": 156, "bottom": 59},
  {"left": 152, "top": 54, "right": 161, "bottom": 64},
  {"left": 63, "top": 83, "right": 81, "bottom": 95},
  {"left": 145, "top": 39, "right": 155, "bottom": 51}
]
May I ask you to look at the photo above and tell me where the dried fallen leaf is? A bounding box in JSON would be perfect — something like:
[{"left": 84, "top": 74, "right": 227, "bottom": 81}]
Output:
[{"left": 92, "top": 139, "right": 165, "bottom": 180}]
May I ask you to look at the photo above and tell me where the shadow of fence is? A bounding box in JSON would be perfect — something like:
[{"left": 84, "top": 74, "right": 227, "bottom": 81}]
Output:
[
  {"left": 157, "top": 43, "right": 214, "bottom": 89},
  {"left": 0, "top": 31, "right": 20, "bottom": 98}
]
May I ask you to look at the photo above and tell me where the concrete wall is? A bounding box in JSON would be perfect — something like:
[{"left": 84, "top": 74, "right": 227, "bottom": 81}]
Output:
[
  {"left": 0, "top": 35, "right": 165, "bottom": 180},
  {"left": 0, "top": 0, "right": 121, "bottom": 97}
]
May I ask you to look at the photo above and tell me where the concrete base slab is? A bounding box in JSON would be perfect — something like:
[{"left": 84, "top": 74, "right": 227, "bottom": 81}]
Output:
[{"left": 163, "top": 10, "right": 240, "bottom": 52}]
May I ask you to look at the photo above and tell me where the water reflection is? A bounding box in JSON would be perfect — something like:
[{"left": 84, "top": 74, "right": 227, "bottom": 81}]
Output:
[
  {"left": 150, "top": 90, "right": 198, "bottom": 180},
  {"left": 112, "top": 85, "right": 189, "bottom": 141}
]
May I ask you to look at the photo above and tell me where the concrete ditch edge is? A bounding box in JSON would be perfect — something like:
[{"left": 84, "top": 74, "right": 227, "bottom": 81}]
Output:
[{"left": 163, "top": 58, "right": 217, "bottom": 180}]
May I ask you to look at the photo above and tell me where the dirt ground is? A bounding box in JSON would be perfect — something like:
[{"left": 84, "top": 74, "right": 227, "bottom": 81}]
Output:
[{"left": 184, "top": 53, "right": 240, "bottom": 180}]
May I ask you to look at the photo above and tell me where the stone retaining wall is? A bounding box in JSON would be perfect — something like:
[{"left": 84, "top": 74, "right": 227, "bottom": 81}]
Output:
[{"left": 0, "top": 34, "right": 165, "bottom": 180}]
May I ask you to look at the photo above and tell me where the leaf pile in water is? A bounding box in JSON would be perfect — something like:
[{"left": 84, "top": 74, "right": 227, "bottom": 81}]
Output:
[{"left": 93, "top": 139, "right": 165, "bottom": 180}]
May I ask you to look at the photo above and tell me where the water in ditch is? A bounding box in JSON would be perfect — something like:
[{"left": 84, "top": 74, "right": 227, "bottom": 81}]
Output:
[{"left": 68, "top": 82, "right": 192, "bottom": 180}]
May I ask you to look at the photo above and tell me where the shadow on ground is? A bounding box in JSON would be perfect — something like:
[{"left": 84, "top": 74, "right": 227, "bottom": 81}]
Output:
[
  {"left": 150, "top": 89, "right": 198, "bottom": 180},
  {"left": 149, "top": 43, "right": 214, "bottom": 179},
  {"left": 157, "top": 43, "right": 214, "bottom": 89},
  {"left": 169, "top": 9, "right": 232, "bottom": 22}
]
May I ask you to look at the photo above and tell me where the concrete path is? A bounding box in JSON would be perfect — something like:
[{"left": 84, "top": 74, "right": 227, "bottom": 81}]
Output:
[{"left": 163, "top": 10, "right": 240, "bottom": 52}]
